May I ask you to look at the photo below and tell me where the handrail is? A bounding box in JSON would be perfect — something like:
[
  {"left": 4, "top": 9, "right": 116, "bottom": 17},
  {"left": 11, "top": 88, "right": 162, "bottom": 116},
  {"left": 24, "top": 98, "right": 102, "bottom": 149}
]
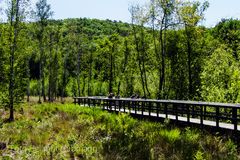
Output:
[
  {"left": 73, "top": 97, "right": 240, "bottom": 108},
  {"left": 73, "top": 97, "right": 240, "bottom": 132}
]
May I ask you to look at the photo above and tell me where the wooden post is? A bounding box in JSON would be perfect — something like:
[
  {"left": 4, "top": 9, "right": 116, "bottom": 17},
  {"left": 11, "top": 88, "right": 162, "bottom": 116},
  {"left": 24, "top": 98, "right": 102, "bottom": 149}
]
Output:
[
  {"left": 72, "top": 97, "right": 240, "bottom": 133},
  {"left": 232, "top": 108, "right": 238, "bottom": 131},
  {"left": 149, "top": 102, "right": 151, "bottom": 116},
  {"left": 119, "top": 100, "right": 122, "bottom": 112},
  {"left": 175, "top": 104, "right": 178, "bottom": 121},
  {"left": 128, "top": 101, "right": 131, "bottom": 113},
  {"left": 102, "top": 99, "right": 105, "bottom": 110},
  {"left": 74, "top": 98, "right": 76, "bottom": 105},
  {"left": 204, "top": 106, "right": 206, "bottom": 120},
  {"left": 105, "top": 99, "right": 108, "bottom": 110},
  {"left": 216, "top": 106, "right": 219, "bottom": 128},
  {"left": 164, "top": 103, "right": 168, "bottom": 119},
  {"left": 109, "top": 99, "right": 111, "bottom": 110},
  {"left": 181, "top": 104, "right": 184, "bottom": 117},
  {"left": 138, "top": 101, "right": 140, "bottom": 111},
  {"left": 200, "top": 105, "right": 203, "bottom": 128},
  {"left": 135, "top": 101, "right": 137, "bottom": 114},
  {"left": 106, "top": 99, "right": 108, "bottom": 110},
  {"left": 192, "top": 105, "right": 194, "bottom": 118},
  {"left": 187, "top": 105, "right": 190, "bottom": 123}
]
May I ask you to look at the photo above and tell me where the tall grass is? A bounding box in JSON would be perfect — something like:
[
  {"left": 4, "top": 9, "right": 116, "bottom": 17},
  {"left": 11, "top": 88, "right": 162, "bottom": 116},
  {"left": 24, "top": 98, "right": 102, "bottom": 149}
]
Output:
[{"left": 0, "top": 103, "right": 239, "bottom": 159}]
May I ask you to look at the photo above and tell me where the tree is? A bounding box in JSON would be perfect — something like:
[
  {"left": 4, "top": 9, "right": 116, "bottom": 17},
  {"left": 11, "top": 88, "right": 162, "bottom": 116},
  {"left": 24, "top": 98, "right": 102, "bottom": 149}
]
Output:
[
  {"left": 5, "top": 0, "right": 29, "bottom": 121},
  {"left": 46, "top": 25, "right": 61, "bottom": 102},
  {"left": 201, "top": 45, "right": 240, "bottom": 103},
  {"left": 59, "top": 24, "right": 69, "bottom": 101},
  {"left": 213, "top": 19, "right": 240, "bottom": 60},
  {"left": 0, "top": 6, "right": 3, "bottom": 86},
  {"left": 0, "top": 25, "right": 8, "bottom": 106},
  {"left": 117, "top": 38, "right": 130, "bottom": 96},
  {"left": 95, "top": 35, "right": 117, "bottom": 94},
  {"left": 130, "top": 5, "right": 151, "bottom": 98},
  {"left": 149, "top": 0, "right": 177, "bottom": 99},
  {"left": 87, "top": 42, "right": 95, "bottom": 96},
  {"left": 179, "top": 0, "right": 209, "bottom": 99},
  {"left": 108, "top": 33, "right": 121, "bottom": 94},
  {"left": 34, "top": 0, "right": 53, "bottom": 103}
]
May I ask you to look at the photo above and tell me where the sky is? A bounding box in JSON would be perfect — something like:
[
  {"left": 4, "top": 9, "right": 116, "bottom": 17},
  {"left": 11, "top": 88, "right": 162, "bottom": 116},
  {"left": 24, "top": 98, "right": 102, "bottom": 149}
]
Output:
[
  {"left": 1, "top": 0, "right": 240, "bottom": 27},
  {"left": 200, "top": 0, "right": 240, "bottom": 27},
  {"left": 45, "top": 0, "right": 240, "bottom": 27},
  {"left": 45, "top": 0, "right": 146, "bottom": 22}
]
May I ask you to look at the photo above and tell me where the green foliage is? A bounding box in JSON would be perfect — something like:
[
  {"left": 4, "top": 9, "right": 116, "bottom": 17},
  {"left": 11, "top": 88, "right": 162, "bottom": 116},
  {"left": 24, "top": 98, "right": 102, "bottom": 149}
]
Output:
[
  {"left": 1, "top": 0, "right": 240, "bottom": 122},
  {"left": 213, "top": 19, "right": 240, "bottom": 60},
  {"left": 2, "top": 13, "right": 240, "bottom": 103},
  {"left": 194, "top": 150, "right": 204, "bottom": 160},
  {"left": 201, "top": 45, "right": 240, "bottom": 103},
  {"left": 1, "top": 0, "right": 240, "bottom": 158},
  {"left": 0, "top": 104, "right": 238, "bottom": 159},
  {"left": 0, "top": 0, "right": 31, "bottom": 121}
]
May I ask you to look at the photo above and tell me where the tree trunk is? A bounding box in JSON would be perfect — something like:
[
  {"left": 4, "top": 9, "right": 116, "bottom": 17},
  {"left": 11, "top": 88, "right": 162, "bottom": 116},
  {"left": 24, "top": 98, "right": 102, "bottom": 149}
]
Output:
[
  {"left": 27, "top": 58, "right": 30, "bottom": 102},
  {"left": 38, "top": 36, "right": 43, "bottom": 103},
  {"left": 158, "top": 27, "right": 164, "bottom": 99},
  {"left": 42, "top": 70, "right": 46, "bottom": 101},
  {"left": 109, "top": 46, "right": 113, "bottom": 93},
  {"left": 186, "top": 30, "right": 193, "bottom": 99},
  {"left": 88, "top": 52, "right": 92, "bottom": 96},
  {"left": 77, "top": 49, "right": 81, "bottom": 97},
  {"left": 77, "top": 76, "right": 81, "bottom": 97},
  {"left": 52, "top": 52, "right": 58, "bottom": 101},
  {"left": 130, "top": 8, "right": 147, "bottom": 97},
  {"left": 132, "top": 25, "right": 146, "bottom": 97},
  {"left": 117, "top": 39, "right": 129, "bottom": 96},
  {"left": 161, "top": 18, "right": 167, "bottom": 99},
  {"left": 9, "top": 42, "right": 14, "bottom": 121},
  {"left": 141, "top": 28, "right": 151, "bottom": 98},
  {"left": 9, "top": 0, "right": 20, "bottom": 121},
  {"left": 38, "top": 60, "right": 42, "bottom": 103},
  {"left": 61, "top": 52, "right": 67, "bottom": 102},
  {"left": 27, "top": 76, "right": 30, "bottom": 102},
  {"left": 82, "top": 77, "right": 86, "bottom": 96},
  {"left": 48, "top": 35, "right": 52, "bottom": 102}
]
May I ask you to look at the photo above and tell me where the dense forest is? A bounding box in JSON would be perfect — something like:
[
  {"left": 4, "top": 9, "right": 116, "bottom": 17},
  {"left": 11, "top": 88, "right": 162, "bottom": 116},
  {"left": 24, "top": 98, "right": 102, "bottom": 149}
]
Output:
[{"left": 0, "top": 0, "right": 240, "bottom": 120}]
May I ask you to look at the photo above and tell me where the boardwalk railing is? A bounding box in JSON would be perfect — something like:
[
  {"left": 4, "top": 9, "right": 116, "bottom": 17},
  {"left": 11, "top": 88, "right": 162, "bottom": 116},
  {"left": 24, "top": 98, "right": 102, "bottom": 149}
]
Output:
[{"left": 73, "top": 97, "right": 240, "bottom": 132}]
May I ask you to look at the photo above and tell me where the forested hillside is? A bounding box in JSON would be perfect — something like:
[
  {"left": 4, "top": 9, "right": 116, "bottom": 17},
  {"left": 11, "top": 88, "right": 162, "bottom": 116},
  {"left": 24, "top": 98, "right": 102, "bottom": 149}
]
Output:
[{"left": 0, "top": 0, "right": 240, "bottom": 119}]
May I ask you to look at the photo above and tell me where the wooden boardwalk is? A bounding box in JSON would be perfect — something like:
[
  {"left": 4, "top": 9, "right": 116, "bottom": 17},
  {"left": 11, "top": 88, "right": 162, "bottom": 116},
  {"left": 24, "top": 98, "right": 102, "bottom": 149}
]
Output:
[{"left": 74, "top": 97, "right": 240, "bottom": 132}]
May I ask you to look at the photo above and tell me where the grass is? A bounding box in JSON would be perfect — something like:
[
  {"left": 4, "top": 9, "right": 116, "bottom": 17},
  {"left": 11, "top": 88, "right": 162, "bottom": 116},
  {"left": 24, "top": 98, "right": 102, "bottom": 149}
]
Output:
[
  {"left": 0, "top": 103, "right": 239, "bottom": 160},
  {"left": 25, "top": 96, "right": 74, "bottom": 104}
]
